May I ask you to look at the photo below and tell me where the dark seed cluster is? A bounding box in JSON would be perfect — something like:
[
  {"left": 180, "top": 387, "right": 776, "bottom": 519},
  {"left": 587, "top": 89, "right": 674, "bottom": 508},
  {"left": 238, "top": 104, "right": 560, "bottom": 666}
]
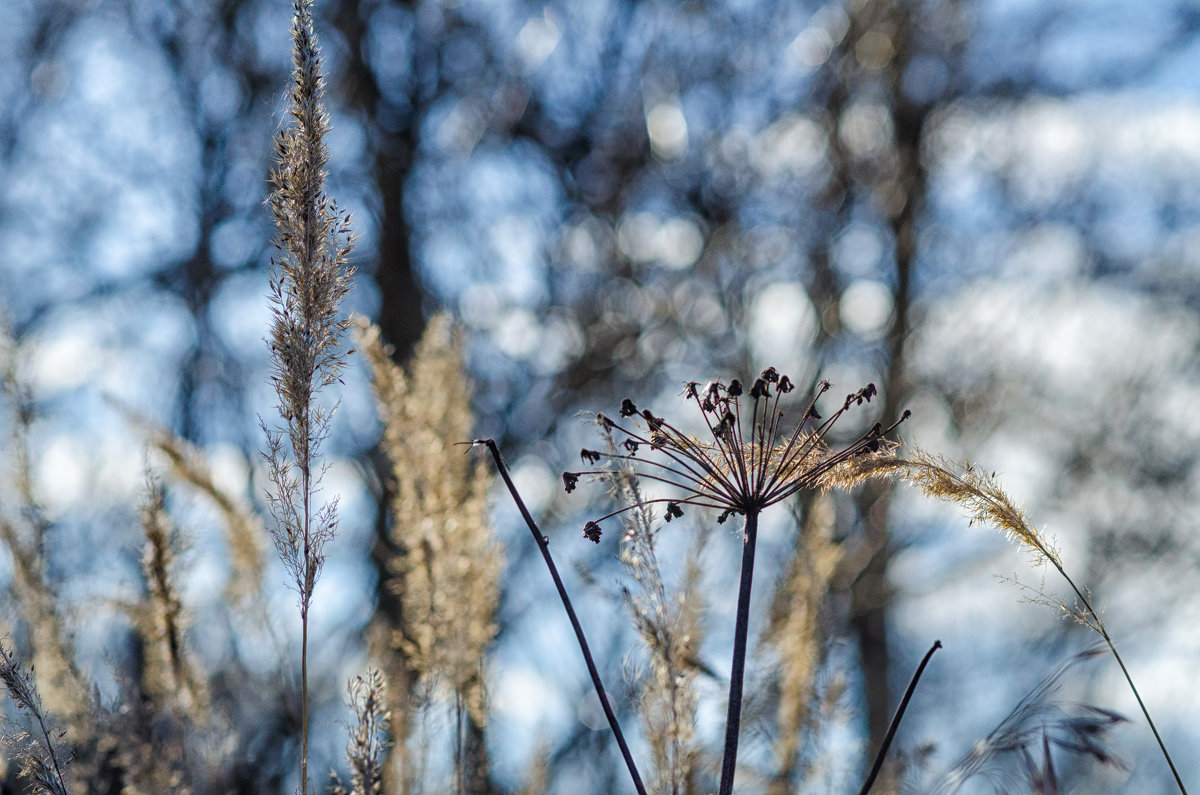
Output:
[{"left": 564, "top": 368, "right": 909, "bottom": 541}]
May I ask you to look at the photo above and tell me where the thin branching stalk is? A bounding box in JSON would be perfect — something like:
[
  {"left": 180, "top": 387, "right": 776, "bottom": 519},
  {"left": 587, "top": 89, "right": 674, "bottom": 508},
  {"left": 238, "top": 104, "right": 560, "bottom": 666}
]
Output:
[
  {"left": 262, "top": 1, "right": 356, "bottom": 790},
  {"left": 600, "top": 421, "right": 704, "bottom": 794},
  {"left": 930, "top": 646, "right": 1128, "bottom": 793},
  {"left": 857, "top": 639, "right": 941, "bottom": 795},
  {"left": 472, "top": 438, "right": 648, "bottom": 795},
  {"left": 830, "top": 447, "right": 1187, "bottom": 794},
  {"left": 0, "top": 638, "right": 73, "bottom": 795},
  {"left": 331, "top": 670, "right": 390, "bottom": 795}
]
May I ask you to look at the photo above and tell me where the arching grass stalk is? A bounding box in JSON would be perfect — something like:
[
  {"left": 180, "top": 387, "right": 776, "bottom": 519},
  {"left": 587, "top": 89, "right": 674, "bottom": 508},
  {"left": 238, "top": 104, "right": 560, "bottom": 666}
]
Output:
[
  {"left": 565, "top": 369, "right": 908, "bottom": 795},
  {"left": 829, "top": 447, "right": 1188, "bottom": 795}
]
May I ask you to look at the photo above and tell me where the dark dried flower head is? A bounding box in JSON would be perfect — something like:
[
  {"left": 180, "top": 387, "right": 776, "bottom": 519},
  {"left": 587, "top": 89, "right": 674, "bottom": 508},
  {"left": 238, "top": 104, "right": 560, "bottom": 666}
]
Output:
[
  {"left": 582, "top": 521, "right": 603, "bottom": 543},
  {"left": 569, "top": 369, "right": 908, "bottom": 536},
  {"left": 562, "top": 472, "right": 579, "bottom": 493}
]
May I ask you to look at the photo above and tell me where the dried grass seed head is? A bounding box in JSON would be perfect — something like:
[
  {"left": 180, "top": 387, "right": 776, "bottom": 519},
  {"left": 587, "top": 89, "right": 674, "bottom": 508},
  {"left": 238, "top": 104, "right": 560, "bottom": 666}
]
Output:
[
  {"left": 824, "top": 445, "right": 1061, "bottom": 568},
  {"left": 566, "top": 368, "right": 908, "bottom": 539}
]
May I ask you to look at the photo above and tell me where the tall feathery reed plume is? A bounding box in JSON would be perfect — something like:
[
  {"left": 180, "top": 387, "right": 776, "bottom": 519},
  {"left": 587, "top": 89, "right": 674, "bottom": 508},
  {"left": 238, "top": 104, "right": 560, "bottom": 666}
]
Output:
[
  {"left": 0, "top": 637, "right": 73, "bottom": 795},
  {"left": 597, "top": 420, "right": 705, "bottom": 795},
  {"left": 357, "top": 315, "right": 500, "bottom": 794},
  {"left": 827, "top": 445, "right": 1188, "bottom": 794},
  {"left": 261, "top": 1, "right": 356, "bottom": 790},
  {"left": 564, "top": 369, "right": 909, "bottom": 795},
  {"left": 330, "top": 669, "right": 390, "bottom": 795}
]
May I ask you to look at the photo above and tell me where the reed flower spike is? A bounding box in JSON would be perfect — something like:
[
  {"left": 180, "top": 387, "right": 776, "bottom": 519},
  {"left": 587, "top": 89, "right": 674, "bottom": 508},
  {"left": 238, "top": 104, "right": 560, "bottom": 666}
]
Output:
[
  {"left": 565, "top": 368, "right": 909, "bottom": 541},
  {"left": 566, "top": 368, "right": 908, "bottom": 795}
]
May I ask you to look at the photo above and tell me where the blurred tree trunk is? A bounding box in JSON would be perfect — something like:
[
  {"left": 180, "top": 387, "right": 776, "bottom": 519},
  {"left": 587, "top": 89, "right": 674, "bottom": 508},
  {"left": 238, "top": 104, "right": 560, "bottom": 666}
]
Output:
[{"left": 829, "top": 0, "right": 958, "bottom": 780}]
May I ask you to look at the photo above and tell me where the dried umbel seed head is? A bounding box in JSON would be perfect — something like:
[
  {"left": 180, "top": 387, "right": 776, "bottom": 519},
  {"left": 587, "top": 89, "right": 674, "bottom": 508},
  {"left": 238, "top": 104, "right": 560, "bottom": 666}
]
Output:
[{"left": 566, "top": 369, "right": 908, "bottom": 540}]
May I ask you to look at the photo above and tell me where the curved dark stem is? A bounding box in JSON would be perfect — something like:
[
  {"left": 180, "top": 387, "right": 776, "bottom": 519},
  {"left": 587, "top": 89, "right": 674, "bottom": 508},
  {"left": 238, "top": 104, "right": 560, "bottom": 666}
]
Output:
[
  {"left": 1057, "top": 566, "right": 1187, "bottom": 795},
  {"left": 718, "top": 510, "right": 760, "bottom": 795},
  {"left": 858, "top": 639, "right": 942, "bottom": 795},
  {"left": 474, "top": 440, "right": 648, "bottom": 795}
]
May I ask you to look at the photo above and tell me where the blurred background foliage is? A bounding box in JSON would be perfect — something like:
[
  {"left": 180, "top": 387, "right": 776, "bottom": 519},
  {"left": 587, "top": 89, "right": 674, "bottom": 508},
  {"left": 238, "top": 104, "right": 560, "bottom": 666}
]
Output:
[{"left": 1, "top": 0, "right": 1199, "bottom": 791}]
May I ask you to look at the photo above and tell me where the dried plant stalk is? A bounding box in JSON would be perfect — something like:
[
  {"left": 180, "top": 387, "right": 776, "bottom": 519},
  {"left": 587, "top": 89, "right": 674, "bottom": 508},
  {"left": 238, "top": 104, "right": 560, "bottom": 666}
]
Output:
[
  {"left": 331, "top": 669, "right": 390, "bottom": 795},
  {"left": 764, "top": 493, "right": 840, "bottom": 794},
  {"left": 599, "top": 422, "right": 704, "bottom": 795},
  {"left": 358, "top": 315, "right": 500, "bottom": 793},
  {"left": 115, "top": 401, "right": 265, "bottom": 606},
  {"left": 0, "top": 331, "right": 96, "bottom": 755},
  {"left": 930, "top": 647, "right": 1126, "bottom": 794},
  {"left": 0, "top": 638, "right": 73, "bottom": 795},
  {"left": 831, "top": 445, "right": 1187, "bottom": 794},
  {"left": 261, "top": 1, "right": 356, "bottom": 790},
  {"left": 136, "top": 475, "right": 209, "bottom": 721},
  {"left": 568, "top": 371, "right": 907, "bottom": 795}
]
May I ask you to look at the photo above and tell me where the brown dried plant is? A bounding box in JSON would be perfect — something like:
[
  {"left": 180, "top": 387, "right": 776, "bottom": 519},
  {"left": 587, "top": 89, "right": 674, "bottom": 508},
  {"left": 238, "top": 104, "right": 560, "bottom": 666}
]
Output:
[
  {"left": 0, "top": 331, "right": 96, "bottom": 761},
  {"left": 330, "top": 669, "right": 390, "bottom": 795},
  {"left": 598, "top": 420, "right": 705, "bottom": 795},
  {"left": 134, "top": 474, "right": 208, "bottom": 723},
  {"left": 829, "top": 444, "right": 1187, "bottom": 793},
  {"left": 358, "top": 315, "right": 500, "bottom": 793},
  {"left": 566, "top": 370, "right": 908, "bottom": 795},
  {"left": 115, "top": 401, "right": 266, "bottom": 607},
  {"left": 261, "top": 0, "right": 357, "bottom": 790},
  {"left": 0, "top": 638, "right": 73, "bottom": 795},
  {"left": 930, "top": 647, "right": 1127, "bottom": 794},
  {"left": 763, "top": 493, "right": 841, "bottom": 795}
]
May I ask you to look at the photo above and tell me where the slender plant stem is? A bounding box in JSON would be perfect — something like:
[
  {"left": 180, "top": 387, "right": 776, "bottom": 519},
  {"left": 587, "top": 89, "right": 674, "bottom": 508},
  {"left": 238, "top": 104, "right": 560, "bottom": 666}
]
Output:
[
  {"left": 718, "top": 509, "right": 760, "bottom": 795},
  {"left": 476, "top": 440, "right": 648, "bottom": 795},
  {"left": 857, "top": 639, "right": 942, "bottom": 795},
  {"left": 300, "top": 606, "right": 309, "bottom": 793},
  {"left": 1057, "top": 566, "right": 1187, "bottom": 794},
  {"left": 33, "top": 710, "right": 69, "bottom": 793},
  {"left": 300, "top": 463, "right": 312, "bottom": 794}
]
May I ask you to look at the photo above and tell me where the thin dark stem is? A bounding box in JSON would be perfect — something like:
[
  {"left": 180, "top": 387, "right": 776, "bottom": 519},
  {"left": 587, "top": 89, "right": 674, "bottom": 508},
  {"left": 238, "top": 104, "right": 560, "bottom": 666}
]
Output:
[
  {"left": 32, "top": 710, "right": 69, "bottom": 793},
  {"left": 300, "top": 607, "right": 309, "bottom": 793},
  {"left": 857, "top": 639, "right": 942, "bottom": 795},
  {"left": 300, "top": 470, "right": 311, "bottom": 795},
  {"left": 1057, "top": 566, "right": 1187, "bottom": 795},
  {"left": 718, "top": 510, "right": 760, "bottom": 795},
  {"left": 475, "top": 440, "right": 647, "bottom": 795}
]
